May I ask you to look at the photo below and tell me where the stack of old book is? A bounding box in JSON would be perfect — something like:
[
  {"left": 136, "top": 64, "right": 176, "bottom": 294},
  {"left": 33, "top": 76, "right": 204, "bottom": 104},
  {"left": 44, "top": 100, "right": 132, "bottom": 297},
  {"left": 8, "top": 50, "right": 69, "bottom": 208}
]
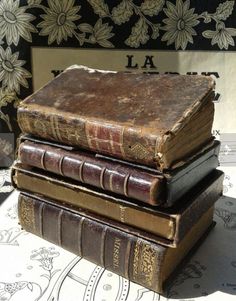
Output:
[{"left": 12, "top": 65, "right": 224, "bottom": 294}]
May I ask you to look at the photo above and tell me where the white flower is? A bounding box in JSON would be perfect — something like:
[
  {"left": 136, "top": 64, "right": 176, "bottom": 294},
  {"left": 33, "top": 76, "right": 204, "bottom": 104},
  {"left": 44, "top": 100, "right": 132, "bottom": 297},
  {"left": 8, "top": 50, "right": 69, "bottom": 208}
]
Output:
[
  {"left": 203, "top": 22, "right": 236, "bottom": 50},
  {"left": 38, "top": 0, "right": 81, "bottom": 44},
  {"left": 161, "top": 0, "right": 199, "bottom": 50},
  {"left": 0, "top": 0, "right": 37, "bottom": 46},
  {"left": 31, "top": 247, "right": 60, "bottom": 271},
  {"left": 0, "top": 47, "right": 31, "bottom": 93}
]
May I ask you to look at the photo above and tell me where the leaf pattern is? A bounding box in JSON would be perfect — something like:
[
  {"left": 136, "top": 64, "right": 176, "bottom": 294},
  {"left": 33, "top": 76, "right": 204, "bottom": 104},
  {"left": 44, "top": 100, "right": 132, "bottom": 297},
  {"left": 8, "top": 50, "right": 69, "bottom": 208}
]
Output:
[
  {"left": 0, "top": 89, "right": 19, "bottom": 130},
  {"left": 125, "top": 18, "right": 149, "bottom": 47},
  {"left": 140, "top": 0, "right": 165, "bottom": 16},
  {"left": 151, "top": 24, "right": 160, "bottom": 39},
  {"left": 0, "top": 112, "right": 12, "bottom": 131},
  {"left": 1, "top": 0, "right": 236, "bottom": 133},
  {"left": 41, "top": 274, "right": 50, "bottom": 280},
  {"left": 92, "top": 19, "right": 114, "bottom": 48},
  {"left": 214, "top": 0, "right": 235, "bottom": 20},
  {"left": 112, "top": 0, "right": 133, "bottom": 25},
  {"left": 27, "top": 283, "right": 33, "bottom": 291},
  {"left": 202, "top": 23, "right": 236, "bottom": 49},
  {"left": 78, "top": 19, "right": 114, "bottom": 48},
  {"left": 78, "top": 23, "right": 93, "bottom": 33},
  {"left": 0, "top": 92, "right": 16, "bottom": 109},
  {"left": 87, "top": 0, "right": 110, "bottom": 18}
]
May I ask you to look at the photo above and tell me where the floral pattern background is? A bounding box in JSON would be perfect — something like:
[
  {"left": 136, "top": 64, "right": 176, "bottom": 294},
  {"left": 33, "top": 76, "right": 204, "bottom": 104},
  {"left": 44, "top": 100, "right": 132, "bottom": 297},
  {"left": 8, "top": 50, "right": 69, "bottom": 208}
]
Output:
[{"left": 0, "top": 0, "right": 236, "bottom": 134}]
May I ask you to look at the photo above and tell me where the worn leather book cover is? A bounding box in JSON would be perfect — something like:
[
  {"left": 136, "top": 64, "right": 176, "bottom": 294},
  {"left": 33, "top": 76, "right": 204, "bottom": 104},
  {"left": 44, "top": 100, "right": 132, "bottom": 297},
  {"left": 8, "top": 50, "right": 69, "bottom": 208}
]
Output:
[
  {"left": 18, "top": 192, "right": 215, "bottom": 294},
  {"left": 12, "top": 163, "right": 224, "bottom": 246},
  {"left": 17, "top": 65, "right": 215, "bottom": 170},
  {"left": 18, "top": 136, "right": 220, "bottom": 206}
]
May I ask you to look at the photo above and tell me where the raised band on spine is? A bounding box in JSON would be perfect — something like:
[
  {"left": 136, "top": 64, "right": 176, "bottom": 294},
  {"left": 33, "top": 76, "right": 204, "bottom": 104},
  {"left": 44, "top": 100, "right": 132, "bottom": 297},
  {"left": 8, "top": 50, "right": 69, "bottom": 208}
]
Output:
[
  {"left": 58, "top": 156, "right": 65, "bottom": 176},
  {"left": 123, "top": 174, "right": 130, "bottom": 197},
  {"left": 100, "top": 167, "right": 106, "bottom": 190},
  {"left": 38, "top": 202, "right": 44, "bottom": 238},
  {"left": 40, "top": 150, "right": 46, "bottom": 170},
  {"left": 109, "top": 173, "right": 114, "bottom": 192},
  {"left": 57, "top": 210, "right": 63, "bottom": 247},
  {"left": 100, "top": 226, "right": 108, "bottom": 267},
  {"left": 78, "top": 216, "right": 85, "bottom": 256},
  {"left": 79, "top": 161, "right": 85, "bottom": 182}
]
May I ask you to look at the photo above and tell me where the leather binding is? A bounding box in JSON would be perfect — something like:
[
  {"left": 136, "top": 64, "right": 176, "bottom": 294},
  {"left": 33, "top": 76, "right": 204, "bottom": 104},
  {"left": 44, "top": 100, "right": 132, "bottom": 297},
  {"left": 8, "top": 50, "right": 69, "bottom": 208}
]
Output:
[
  {"left": 18, "top": 139, "right": 164, "bottom": 205},
  {"left": 18, "top": 136, "right": 220, "bottom": 206},
  {"left": 17, "top": 65, "right": 215, "bottom": 170},
  {"left": 12, "top": 164, "right": 224, "bottom": 246},
  {"left": 18, "top": 192, "right": 215, "bottom": 294}
]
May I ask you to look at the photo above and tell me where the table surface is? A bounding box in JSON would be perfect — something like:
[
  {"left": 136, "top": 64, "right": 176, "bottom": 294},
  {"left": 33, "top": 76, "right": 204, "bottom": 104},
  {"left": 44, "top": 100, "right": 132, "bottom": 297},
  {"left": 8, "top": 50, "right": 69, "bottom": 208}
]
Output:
[{"left": 0, "top": 166, "right": 235, "bottom": 301}]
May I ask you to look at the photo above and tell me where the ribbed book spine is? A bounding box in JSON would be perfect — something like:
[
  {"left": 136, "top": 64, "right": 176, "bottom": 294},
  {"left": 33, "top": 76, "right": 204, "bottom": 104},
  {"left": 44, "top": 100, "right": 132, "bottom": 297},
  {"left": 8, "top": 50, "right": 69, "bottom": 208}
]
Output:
[
  {"left": 18, "top": 140, "right": 163, "bottom": 205},
  {"left": 18, "top": 190, "right": 217, "bottom": 294},
  {"left": 18, "top": 193, "right": 165, "bottom": 293}
]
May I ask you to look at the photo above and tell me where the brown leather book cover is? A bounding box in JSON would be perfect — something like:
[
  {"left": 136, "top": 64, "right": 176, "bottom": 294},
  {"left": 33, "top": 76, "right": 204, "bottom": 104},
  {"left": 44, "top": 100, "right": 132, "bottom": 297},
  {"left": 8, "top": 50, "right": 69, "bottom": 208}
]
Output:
[
  {"left": 18, "top": 137, "right": 220, "bottom": 206},
  {"left": 12, "top": 163, "right": 224, "bottom": 246},
  {"left": 18, "top": 192, "right": 215, "bottom": 294},
  {"left": 17, "top": 65, "right": 215, "bottom": 170},
  {"left": 18, "top": 139, "right": 164, "bottom": 205}
]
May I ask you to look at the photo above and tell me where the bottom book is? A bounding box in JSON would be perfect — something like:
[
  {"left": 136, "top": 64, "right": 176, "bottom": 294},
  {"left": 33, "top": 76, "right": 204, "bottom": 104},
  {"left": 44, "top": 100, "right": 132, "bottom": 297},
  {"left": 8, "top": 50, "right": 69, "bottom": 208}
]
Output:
[{"left": 18, "top": 192, "right": 215, "bottom": 294}]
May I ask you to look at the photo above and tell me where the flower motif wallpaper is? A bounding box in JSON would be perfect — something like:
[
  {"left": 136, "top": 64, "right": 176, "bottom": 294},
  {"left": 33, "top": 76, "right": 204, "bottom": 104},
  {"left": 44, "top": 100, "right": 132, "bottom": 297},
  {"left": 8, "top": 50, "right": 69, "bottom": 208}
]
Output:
[
  {"left": 0, "top": 0, "right": 236, "bottom": 135},
  {"left": 0, "top": 0, "right": 37, "bottom": 46},
  {"left": 37, "top": 0, "right": 81, "bottom": 45},
  {"left": 161, "top": 0, "right": 200, "bottom": 50},
  {"left": 0, "top": 47, "right": 31, "bottom": 93}
]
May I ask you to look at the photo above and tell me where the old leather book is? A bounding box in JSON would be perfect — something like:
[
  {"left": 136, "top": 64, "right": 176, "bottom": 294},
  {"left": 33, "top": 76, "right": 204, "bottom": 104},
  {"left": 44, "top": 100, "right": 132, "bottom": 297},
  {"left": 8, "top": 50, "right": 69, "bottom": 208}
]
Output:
[
  {"left": 17, "top": 65, "right": 215, "bottom": 170},
  {"left": 18, "top": 136, "right": 220, "bottom": 206},
  {"left": 12, "top": 164, "right": 223, "bottom": 246},
  {"left": 18, "top": 192, "right": 215, "bottom": 294}
]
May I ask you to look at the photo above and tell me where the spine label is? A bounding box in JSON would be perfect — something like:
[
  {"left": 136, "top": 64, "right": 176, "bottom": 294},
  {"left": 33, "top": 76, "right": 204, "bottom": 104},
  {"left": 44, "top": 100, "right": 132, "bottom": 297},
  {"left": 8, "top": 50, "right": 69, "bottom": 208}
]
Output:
[{"left": 112, "top": 237, "right": 122, "bottom": 269}]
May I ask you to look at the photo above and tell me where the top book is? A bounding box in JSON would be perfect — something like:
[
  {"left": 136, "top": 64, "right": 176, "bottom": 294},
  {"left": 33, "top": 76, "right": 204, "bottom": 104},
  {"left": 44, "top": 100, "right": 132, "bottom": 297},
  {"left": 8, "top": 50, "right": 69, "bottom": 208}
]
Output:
[{"left": 18, "top": 65, "right": 215, "bottom": 170}]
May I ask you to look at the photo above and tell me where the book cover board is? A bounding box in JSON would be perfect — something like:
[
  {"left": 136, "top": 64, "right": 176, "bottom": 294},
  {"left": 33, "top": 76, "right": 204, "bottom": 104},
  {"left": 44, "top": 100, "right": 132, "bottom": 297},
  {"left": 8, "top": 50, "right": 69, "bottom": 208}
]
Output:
[
  {"left": 17, "top": 65, "right": 215, "bottom": 170},
  {"left": 18, "top": 136, "right": 220, "bottom": 207},
  {"left": 18, "top": 192, "right": 215, "bottom": 294},
  {"left": 12, "top": 164, "right": 224, "bottom": 247}
]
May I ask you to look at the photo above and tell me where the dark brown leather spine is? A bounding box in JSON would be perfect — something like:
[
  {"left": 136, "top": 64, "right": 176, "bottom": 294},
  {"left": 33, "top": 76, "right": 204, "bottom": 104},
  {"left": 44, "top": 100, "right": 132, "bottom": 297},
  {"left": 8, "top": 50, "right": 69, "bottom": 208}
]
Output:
[
  {"left": 18, "top": 193, "right": 166, "bottom": 293},
  {"left": 18, "top": 140, "right": 164, "bottom": 205}
]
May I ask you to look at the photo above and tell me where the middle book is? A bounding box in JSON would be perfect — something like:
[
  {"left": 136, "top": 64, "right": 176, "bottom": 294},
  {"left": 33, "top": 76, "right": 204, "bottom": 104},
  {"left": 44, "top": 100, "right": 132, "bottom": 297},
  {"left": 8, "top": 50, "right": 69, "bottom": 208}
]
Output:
[
  {"left": 12, "top": 157, "right": 223, "bottom": 248},
  {"left": 18, "top": 136, "right": 219, "bottom": 207}
]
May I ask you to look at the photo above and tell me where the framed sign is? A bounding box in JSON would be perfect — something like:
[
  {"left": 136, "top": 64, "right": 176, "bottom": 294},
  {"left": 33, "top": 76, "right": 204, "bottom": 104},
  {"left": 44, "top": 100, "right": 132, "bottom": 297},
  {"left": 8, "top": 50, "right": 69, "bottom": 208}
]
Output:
[{"left": 1, "top": 0, "right": 236, "bottom": 163}]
